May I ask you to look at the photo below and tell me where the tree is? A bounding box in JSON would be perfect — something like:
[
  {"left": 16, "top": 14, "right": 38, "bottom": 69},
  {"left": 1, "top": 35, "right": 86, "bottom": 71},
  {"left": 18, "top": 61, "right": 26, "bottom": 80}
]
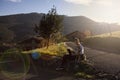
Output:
[
  {"left": 34, "top": 6, "right": 63, "bottom": 48},
  {"left": 50, "top": 32, "right": 67, "bottom": 43}
]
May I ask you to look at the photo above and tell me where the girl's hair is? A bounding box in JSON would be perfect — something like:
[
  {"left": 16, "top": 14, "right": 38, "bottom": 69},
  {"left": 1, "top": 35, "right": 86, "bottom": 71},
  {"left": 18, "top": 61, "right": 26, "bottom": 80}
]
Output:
[
  {"left": 67, "top": 49, "right": 72, "bottom": 55},
  {"left": 75, "top": 38, "right": 80, "bottom": 44}
]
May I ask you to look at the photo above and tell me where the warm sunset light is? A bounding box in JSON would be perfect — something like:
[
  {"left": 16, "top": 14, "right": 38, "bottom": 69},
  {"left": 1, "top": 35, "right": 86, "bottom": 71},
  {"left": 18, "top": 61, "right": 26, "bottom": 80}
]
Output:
[
  {"left": 1, "top": 0, "right": 120, "bottom": 80},
  {"left": 0, "top": 0, "right": 120, "bottom": 23}
]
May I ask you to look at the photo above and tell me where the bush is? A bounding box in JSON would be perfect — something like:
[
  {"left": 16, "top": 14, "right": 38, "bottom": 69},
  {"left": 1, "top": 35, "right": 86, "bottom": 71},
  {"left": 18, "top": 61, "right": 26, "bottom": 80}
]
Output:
[
  {"left": 75, "top": 72, "right": 94, "bottom": 79},
  {"left": 74, "top": 61, "right": 95, "bottom": 79}
]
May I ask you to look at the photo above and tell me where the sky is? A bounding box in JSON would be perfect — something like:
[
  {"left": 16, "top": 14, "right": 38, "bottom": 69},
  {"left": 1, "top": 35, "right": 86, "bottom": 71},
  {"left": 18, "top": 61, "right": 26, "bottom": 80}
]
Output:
[{"left": 1, "top": 0, "right": 120, "bottom": 24}]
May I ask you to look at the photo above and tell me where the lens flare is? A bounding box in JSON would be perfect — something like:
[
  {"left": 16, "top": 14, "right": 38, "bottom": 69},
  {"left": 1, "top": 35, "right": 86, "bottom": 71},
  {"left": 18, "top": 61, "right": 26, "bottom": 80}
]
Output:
[{"left": 0, "top": 48, "right": 30, "bottom": 80}]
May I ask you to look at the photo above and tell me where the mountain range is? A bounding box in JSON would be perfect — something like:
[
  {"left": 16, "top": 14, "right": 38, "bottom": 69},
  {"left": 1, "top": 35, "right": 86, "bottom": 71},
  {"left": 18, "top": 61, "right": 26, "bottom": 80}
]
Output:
[{"left": 0, "top": 13, "right": 120, "bottom": 42}]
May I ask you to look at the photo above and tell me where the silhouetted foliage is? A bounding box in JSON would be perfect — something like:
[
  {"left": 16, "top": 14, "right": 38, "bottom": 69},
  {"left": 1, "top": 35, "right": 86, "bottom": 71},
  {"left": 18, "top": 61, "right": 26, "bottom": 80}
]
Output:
[
  {"left": 50, "top": 32, "right": 67, "bottom": 43},
  {"left": 34, "top": 6, "right": 63, "bottom": 48}
]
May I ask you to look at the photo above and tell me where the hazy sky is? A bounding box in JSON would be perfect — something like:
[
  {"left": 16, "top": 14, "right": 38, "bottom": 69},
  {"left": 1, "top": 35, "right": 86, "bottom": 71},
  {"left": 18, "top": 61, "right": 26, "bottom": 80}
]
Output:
[{"left": 1, "top": 0, "right": 120, "bottom": 23}]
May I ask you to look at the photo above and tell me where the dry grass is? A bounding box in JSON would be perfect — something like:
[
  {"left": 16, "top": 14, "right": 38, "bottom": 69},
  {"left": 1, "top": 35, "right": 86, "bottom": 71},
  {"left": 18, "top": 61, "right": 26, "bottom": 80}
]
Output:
[
  {"left": 91, "top": 31, "right": 120, "bottom": 38},
  {"left": 84, "top": 31, "right": 120, "bottom": 53},
  {"left": 23, "top": 43, "right": 67, "bottom": 56}
]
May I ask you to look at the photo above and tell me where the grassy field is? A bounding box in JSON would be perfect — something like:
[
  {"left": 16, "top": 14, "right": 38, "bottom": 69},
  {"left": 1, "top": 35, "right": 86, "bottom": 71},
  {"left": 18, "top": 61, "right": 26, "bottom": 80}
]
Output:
[
  {"left": 84, "top": 31, "right": 120, "bottom": 53},
  {"left": 91, "top": 31, "right": 120, "bottom": 38}
]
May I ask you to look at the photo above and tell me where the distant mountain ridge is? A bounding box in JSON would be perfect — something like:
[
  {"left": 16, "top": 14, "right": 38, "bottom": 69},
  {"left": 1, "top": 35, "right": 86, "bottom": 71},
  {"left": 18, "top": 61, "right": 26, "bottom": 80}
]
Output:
[{"left": 0, "top": 13, "right": 120, "bottom": 42}]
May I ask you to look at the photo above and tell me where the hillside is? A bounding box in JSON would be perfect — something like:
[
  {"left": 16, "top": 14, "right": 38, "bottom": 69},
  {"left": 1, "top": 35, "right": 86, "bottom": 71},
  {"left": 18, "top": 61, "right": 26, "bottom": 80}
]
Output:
[
  {"left": 63, "top": 16, "right": 120, "bottom": 35},
  {"left": 91, "top": 31, "right": 120, "bottom": 38},
  {"left": 66, "top": 31, "right": 85, "bottom": 41},
  {"left": 1, "top": 13, "right": 120, "bottom": 42},
  {"left": 84, "top": 31, "right": 120, "bottom": 53}
]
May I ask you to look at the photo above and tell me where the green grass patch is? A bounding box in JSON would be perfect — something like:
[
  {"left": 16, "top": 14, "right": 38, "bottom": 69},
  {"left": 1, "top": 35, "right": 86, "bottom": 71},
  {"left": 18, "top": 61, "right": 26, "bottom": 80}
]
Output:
[{"left": 75, "top": 72, "right": 95, "bottom": 79}]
